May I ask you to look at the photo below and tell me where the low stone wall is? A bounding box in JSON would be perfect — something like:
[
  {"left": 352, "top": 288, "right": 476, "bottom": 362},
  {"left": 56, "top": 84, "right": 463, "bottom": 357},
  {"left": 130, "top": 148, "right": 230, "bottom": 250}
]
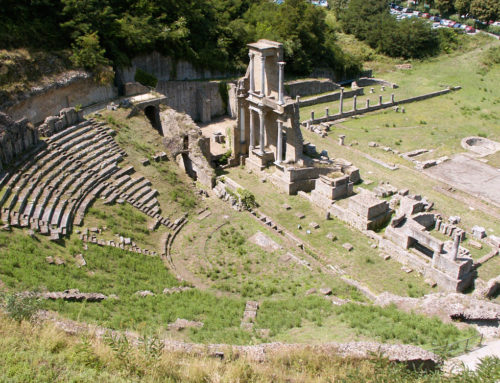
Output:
[
  {"left": 304, "top": 87, "right": 461, "bottom": 125},
  {"left": 298, "top": 88, "right": 364, "bottom": 108},
  {"left": 3, "top": 73, "right": 117, "bottom": 125},
  {"left": 285, "top": 79, "right": 340, "bottom": 98},
  {"left": 353, "top": 77, "right": 398, "bottom": 89}
]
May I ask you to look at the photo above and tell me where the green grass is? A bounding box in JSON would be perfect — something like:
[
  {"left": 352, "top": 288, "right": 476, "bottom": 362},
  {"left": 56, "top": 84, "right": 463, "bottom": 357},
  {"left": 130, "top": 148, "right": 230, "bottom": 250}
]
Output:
[
  {"left": 223, "top": 166, "right": 432, "bottom": 298},
  {"left": 0, "top": 230, "right": 251, "bottom": 344},
  {"left": 3, "top": 313, "right": 498, "bottom": 383},
  {"left": 335, "top": 303, "right": 478, "bottom": 354}
]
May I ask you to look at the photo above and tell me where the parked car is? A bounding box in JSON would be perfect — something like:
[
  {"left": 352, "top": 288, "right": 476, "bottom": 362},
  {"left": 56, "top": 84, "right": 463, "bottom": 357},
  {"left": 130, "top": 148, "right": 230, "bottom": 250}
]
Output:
[
  {"left": 432, "top": 22, "right": 441, "bottom": 29},
  {"left": 465, "top": 26, "right": 475, "bottom": 33},
  {"left": 422, "top": 13, "right": 430, "bottom": 19},
  {"left": 453, "top": 23, "right": 462, "bottom": 28},
  {"left": 492, "top": 21, "right": 500, "bottom": 27}
]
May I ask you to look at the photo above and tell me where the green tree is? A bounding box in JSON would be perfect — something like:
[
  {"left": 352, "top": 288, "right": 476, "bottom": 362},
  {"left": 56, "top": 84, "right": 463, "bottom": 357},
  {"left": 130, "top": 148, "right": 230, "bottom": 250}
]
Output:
[
  {"left": 470, "top": 0, "right": 499, "bottom": 22},
  {"left": 454, "top": 0, "right": 471, "bottom": 15},
  {"left": 435, "top": 0, "right": 455, "bottom": 15},
  {"left": 70, "top": 32, "right": 110, "bottom": 70}
]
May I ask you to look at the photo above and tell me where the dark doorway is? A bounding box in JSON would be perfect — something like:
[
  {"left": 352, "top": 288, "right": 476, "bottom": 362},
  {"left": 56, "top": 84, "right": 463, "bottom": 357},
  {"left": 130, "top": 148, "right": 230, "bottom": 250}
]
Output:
[{"left": 144, "top": 105, "right": 162, "bottom": 135}]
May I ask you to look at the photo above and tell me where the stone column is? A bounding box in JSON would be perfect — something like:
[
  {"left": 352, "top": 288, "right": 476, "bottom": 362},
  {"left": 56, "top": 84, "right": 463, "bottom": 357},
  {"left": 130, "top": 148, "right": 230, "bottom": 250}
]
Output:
[
  {"left": 278, "top": 62, "right": 285, "bottom": 105},
  {"left": 325, "top": 108, "right": 329, "bottom": 118},
  {"left": 249, "top": 109, "right": 255, "bottom": 150},
  {"left": 366, "top": 99, "right": 370, "bottom": 109},
  {"left": 260, "top": 55, "right": 266, "bottom": 96},
  {"left": 353, "top": 95, "right": 357, "bottom": 111},
  {"left": 379, "top": 95, "right": 383, "bottom": 105},
  {"left": 338, "top": 135, "right": 345, "bottom": 146},
  {"left": 259, "top": 110, "right": 265, "bottom": 155},
  {"left": 339, "top": 87, "right": 344, "bottom": 115},
  {"left": 276, "top": 121, "right": 283, "bottom": 164},
  {"left": 391, "top": 93, "right": 395, "bottom": 103},
  {"left": 239, "top": 106, "right": 245, "bottom": 144},
  {"left": 452, "top": 233, "right": 461, "bottom": 261},
  {"left": 311, "top": 111, "right": 315, "bottom": 121},
  {"left": 249, "top": 53, "right": 255, "bottom": 93}
]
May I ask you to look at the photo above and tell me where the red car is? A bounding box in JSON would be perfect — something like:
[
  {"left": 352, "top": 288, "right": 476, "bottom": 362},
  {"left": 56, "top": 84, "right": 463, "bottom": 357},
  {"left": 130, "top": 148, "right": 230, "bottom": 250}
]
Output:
[
  {"left": 422, "top": 13, "right": 430, "bottom": 18},
  {"left": 465, "top": 26, "right": 475, "bottom": 33}
]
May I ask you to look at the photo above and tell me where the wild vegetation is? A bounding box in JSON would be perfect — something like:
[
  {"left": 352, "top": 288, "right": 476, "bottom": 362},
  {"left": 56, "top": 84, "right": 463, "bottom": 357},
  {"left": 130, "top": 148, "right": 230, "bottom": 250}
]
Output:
[{"left": 1, "top": 312, "right": 498, "bottom": 383}]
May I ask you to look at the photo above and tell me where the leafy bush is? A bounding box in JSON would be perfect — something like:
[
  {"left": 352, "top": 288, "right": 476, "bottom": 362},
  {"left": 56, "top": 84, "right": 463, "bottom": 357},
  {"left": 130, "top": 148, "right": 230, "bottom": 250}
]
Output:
[
  {"left": 134, "top": 68, "right": 158, "bottom": 88},
  {"left": 237, "top": 188, "right": 257, "bottom": 210},
  {"left": 1, "top": 293, "right": 40, "bottom": 322}
]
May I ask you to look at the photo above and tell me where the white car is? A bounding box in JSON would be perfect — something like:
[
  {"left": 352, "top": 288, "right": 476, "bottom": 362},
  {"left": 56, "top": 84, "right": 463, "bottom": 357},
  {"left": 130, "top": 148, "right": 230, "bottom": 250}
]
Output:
[{"left": 492, "top": 21, "right": 500, "bottom": 27}]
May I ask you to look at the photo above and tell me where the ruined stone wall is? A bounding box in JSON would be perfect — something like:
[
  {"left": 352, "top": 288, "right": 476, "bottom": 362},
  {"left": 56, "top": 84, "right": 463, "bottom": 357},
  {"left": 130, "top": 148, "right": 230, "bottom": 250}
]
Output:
[
  {"left": 160, "top": 108, "right": 215, "bottom": 187},
  {"left": 3, "top": 76, "right": 117, "bottom": 125},
  {"left": 285, "top": 79, "right": 340, "bottom": 98},
  {"left": 156, "top": 81, "right": 226, "bottom": 122},
  {"left": 0, "top": 112, "right": 39, "bottom": 169}
]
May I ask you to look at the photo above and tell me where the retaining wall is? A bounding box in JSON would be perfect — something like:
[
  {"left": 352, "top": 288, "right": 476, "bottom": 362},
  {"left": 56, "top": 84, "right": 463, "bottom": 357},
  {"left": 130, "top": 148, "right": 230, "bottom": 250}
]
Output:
[
  {"left": 157, "top": 81, "right": 227, "bottom": 122},
  {"left": 3, "top": 75, "right": 117, "bottom": 125}
]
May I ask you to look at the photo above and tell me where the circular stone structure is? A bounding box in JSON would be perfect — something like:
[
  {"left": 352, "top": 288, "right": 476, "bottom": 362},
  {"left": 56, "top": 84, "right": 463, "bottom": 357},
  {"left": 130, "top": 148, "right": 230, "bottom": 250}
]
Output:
[{"left": 461, "top": 136, "right": 500, "bottom": 156}]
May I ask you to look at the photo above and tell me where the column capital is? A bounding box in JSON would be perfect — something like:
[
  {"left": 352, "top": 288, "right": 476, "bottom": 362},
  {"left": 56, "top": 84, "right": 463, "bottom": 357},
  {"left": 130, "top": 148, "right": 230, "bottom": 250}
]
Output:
[
  {"left": 249, "top": 52, "right": 254, "bottom": 59},
  {"left": 260, "top": 55, "right": 266, "bottom": 62},
  {"left": 278, "top": 61, "right": 286, "bottom": 67}
]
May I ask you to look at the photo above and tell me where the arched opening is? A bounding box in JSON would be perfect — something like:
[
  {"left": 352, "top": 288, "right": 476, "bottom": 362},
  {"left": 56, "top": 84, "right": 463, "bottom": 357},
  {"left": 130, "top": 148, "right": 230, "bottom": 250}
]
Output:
[{"left": 144, "top": 105, "right": 162, "bottom": 135}]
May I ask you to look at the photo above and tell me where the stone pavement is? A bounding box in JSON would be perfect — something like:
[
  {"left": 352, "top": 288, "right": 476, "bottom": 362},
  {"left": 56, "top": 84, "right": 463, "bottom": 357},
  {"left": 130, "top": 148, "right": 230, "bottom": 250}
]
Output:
[{"left": 445, "top": 339, "right": 500, "bottom": 373}]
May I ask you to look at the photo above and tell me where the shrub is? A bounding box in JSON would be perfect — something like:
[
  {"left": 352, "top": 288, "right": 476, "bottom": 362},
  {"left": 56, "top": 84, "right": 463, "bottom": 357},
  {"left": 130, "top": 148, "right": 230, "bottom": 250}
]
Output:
[
  {"left": 1, "top": 293, "right": 40, "bottom": 322},
  {"left": 70, "top": 32, "right": 110, "bottom": 71},
  {"left": 134, "top": 68, "right": 158, "bottom": 88}
]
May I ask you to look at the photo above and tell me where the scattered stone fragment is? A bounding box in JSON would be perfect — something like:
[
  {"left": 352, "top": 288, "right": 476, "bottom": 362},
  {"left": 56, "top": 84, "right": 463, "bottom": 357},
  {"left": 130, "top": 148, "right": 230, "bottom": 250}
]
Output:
[
  {"left": 74, "top": 254, "right": 86, "bottom": 268},
  {"left": 309, "top": 222, "right": 320, "bottom": 229},
  {"left": 135, "top": 290, "right": 155, "bottom": 297},
  {"left": 383, "top": 254, "right": 391, "bottom": 261},
  {"left": 140, "top": 158, "right": 150, "bottom": 166},
  {"left": 305, "top": 288, "right": 317, "bottom": 295},
  {"left": 163, "top": 286, "right": 192, "bottom": 295},
  {"left": 319, "top": 287, "right": 332, "bottom": 296},
  {"left": 54, "top": 257, "right": 65, "bottom": 266},
  {"left": 282, "top": 204, "right": 291, "bottom": 210},
  {"left": 425, "top": 279, "right": 437, "bottom": 288},
  {"left": 45, "top": 256, "right": 55, "bottom": 264},
  {"left": 295, "top": 212, "right": 305, "bottom": 219},
  {"left": 342, "top": 243, "right": 353, "bottom": 251},
  {"left": 1, "top": 224, "right": 11, "bottom": 231},
  {"left": 401, "top": 266, "right": 413, "bottom": 273},
  {"left": 326, "top": 232, "right": 337, "bottom": 241}
]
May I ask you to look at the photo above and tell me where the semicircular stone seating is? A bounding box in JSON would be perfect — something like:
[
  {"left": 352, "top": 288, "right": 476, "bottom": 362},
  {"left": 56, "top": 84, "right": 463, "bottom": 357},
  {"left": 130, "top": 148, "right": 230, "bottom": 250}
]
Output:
[{"left": 0, "top": 118, "right": 177, "bottom": 240}]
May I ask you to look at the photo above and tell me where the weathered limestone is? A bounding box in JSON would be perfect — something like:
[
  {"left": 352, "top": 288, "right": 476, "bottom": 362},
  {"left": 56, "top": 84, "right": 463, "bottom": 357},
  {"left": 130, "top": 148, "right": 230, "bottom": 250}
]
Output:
[
  {"left": 38, "top": 107, "right": 83, "bottom": 137},
  {"left": 384, "top": 195, "right": 475, "bottom": 292},
  {"left": 0, "top": 112, "right": 39, "bottom": 170},
  {"left": 311, "top": 174, "right": 353, "bottom": 208}
]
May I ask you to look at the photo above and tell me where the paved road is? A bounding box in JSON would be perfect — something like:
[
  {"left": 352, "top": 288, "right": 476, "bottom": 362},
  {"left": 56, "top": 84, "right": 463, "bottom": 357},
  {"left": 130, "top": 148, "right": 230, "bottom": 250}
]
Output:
[{"left": 446, "top": 339, "right": 500, "bottom": 373}]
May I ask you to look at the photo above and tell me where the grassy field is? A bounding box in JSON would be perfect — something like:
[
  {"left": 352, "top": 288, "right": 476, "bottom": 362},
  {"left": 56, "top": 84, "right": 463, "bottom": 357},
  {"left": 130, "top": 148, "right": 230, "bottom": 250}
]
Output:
[{"left": 2, "top": 313, "right": 498, "bottom": 383}]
